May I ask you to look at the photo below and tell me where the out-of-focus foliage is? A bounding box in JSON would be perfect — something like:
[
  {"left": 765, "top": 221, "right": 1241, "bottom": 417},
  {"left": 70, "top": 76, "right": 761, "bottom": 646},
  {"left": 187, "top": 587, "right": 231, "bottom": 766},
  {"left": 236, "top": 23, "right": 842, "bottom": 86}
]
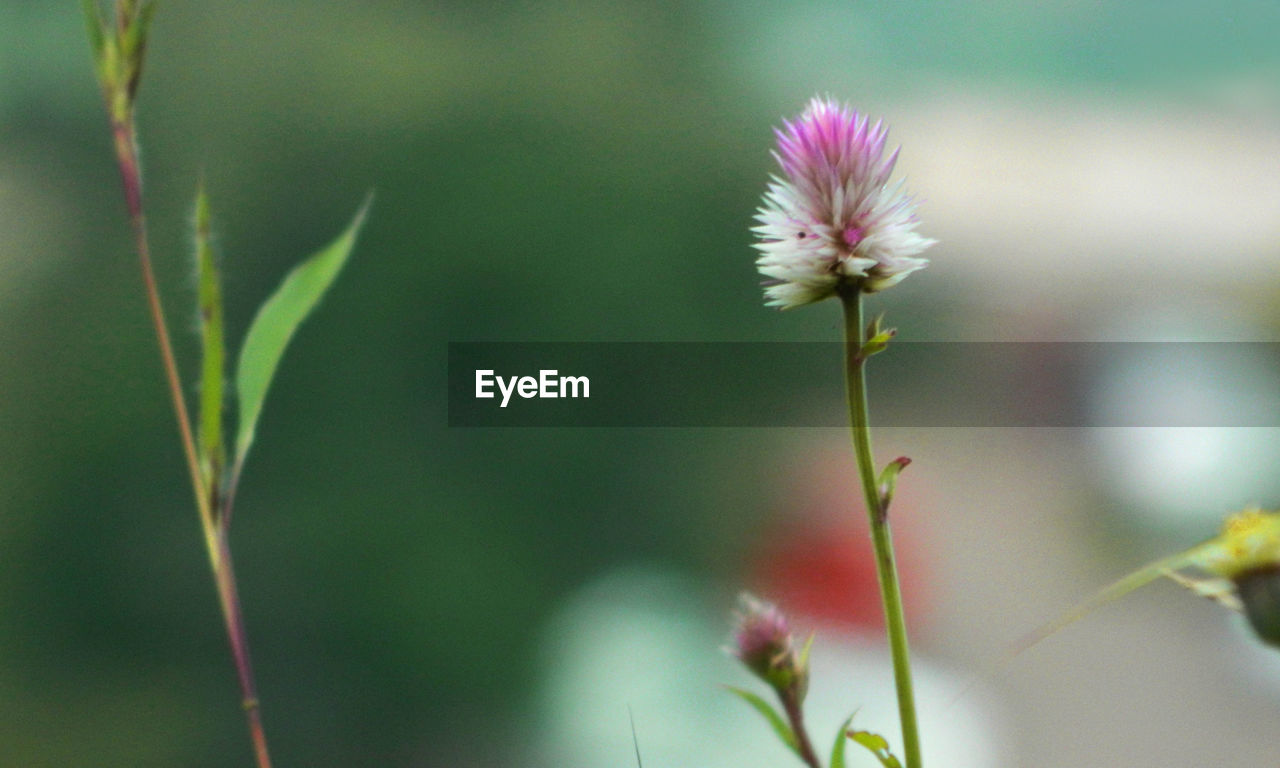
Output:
[{"left": 1, "top": 1, "right": 1278, "bottom": 766}]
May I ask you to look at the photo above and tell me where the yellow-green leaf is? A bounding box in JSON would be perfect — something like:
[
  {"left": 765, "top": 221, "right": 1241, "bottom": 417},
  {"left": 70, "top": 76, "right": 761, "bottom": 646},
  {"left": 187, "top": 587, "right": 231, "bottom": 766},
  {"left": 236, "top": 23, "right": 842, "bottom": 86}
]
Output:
[
  {"left": 829, "top": 712, "right": 857, "bottom": 768},
  {"left": 233, "top": 196, "right": 370, "bottom": 475},
  {"left": 848, "top": 730, "right": 902, "bottom": 768},
  {"left": 82, "top": 0, "right": 106, "bottom": 68}
]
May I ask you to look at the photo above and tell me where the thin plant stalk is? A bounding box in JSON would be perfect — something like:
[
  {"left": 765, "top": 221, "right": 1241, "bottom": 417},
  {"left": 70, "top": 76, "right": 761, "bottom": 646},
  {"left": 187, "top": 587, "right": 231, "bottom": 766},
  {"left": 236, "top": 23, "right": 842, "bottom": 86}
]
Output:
[
  {"left": 780, "top": 690, "right": 821, "bottom": 768},
  {"left": 839, "top": 283, "right": 923, "bottom": 768},
  {"left": 107, "top": 83, "right": 274, "bottom": 768},
  {"left": 111, "top": 117, "right": 209, "bottom": 530}
]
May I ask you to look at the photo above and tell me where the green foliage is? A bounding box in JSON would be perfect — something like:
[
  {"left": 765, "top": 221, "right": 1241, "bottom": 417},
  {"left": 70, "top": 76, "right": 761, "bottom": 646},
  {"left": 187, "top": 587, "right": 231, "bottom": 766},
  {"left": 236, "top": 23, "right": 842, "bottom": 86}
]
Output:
[
  {"left": 859, "top": 313, "right": 896, "bottom": 360},
  {"left": 194, "top": 185, "right": 226, "bottom": 495},
  {"left": 724, "top": 685, "right": 801, "bottom": 760},
  {"left": 794, "top": 631, "right": 814, "bottom": 701},
  {"left": 82, "top": 0, "right": 156, "bottom": 114},
  {"left": 81, "top": 0, "right": 106, "bottom": 69},
  {"left": 828, "top": 713, "right": 857, "bottom": 768},
  {"left": 847, "top": 729, "right": 903, "bottom": 768},
  {"left": 233, "top": 196, "right": 371, "bottom": 479},
  {"left": 875, "top": 456, "right": 912, "bottom": 512}
]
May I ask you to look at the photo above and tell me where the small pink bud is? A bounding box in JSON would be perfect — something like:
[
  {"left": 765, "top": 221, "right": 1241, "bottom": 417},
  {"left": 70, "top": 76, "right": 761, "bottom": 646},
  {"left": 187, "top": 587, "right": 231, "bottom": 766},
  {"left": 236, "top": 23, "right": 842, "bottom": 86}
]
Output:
[{"left": 730, "top": 594, "right": 808, "bottom": 696}]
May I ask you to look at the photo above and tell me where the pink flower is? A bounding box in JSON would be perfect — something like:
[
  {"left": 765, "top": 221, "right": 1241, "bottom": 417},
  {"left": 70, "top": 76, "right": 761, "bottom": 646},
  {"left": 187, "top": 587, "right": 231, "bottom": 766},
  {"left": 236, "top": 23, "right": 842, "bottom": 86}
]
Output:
[
  {"left": 752, "top": 98, "right": 936, "bottom": 308},
  {"left": 729, "top": 594, "right": 809, "bottom": 697},
  {"left": 731, "top": 594, "right": 793, "bottom": 673}
]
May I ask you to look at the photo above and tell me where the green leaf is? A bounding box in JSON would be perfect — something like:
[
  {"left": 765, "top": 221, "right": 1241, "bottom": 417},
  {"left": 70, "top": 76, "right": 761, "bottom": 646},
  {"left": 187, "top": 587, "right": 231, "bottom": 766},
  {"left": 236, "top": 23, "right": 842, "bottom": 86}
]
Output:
[
  {"left": 724, "top": 686, "right": 801, "bottom": 759},
  {"left": 795, "top": 631, "right": 815, "bottom": 703},
  {"left": 848, "top": 730, "right": 903, "bottom": 768},
  {"left": 125, "top": 1, "right": 157, "bottom": 83},
  {"left": 82, "top": 0, "right": 106, "bottom": 61},
  {"left": 875, "top": 456, "right": 911, "bottom": 512},
  {"left": 82, "top": 0, "right": 108, "bottom": 85},
  {"left": 194, "top": 185, "right": 225, "bottom": 496},
  {"left": 796, "top": 632, "right": 814, "bottom": 671},
  {"left": 233, "top": 196, "right": 370, "bottom": 474},
  {"left": 829, "top": 712, "right": 857, "bottom": 768},
  {"left": 134, "top": 1, "right": 157, "bottom": 48}
]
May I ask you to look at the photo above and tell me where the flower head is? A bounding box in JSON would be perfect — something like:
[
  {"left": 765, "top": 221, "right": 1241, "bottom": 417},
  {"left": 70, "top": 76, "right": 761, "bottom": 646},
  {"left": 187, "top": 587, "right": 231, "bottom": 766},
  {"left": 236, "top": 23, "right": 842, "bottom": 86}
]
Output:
[
  {"left": 729, "top": 593, "right": 809, "bottom": 698},
  {"left": 1197, "top": 507, "right": 1280, "bottom": 580},
  {"left": 752, "top": 97, "right": 936, "bottom": 308},
  {"left": 1192, "top": 508, "right": 1280, "bottom": 647}
]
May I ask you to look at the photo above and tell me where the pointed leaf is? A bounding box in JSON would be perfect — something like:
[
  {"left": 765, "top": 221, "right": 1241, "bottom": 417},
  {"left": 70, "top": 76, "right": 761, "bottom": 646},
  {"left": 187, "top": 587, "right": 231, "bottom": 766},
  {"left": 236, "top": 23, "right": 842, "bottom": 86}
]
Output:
[
  {"left": 122, "top": 0, "right": 156, "bottom": 97},
  {"left": 194, "top": 185, "right": 225, "bottom": 494},
  {"left": 795, "top": 631, "right": 815, "bottom": 703},
  {"left": 876, "top": 456, "right": 911, "bottom": 511},
  {"left": 133, "top": 1, "right": 157, "bottom": 50},
  {"left": 724, "top": 686, "right": 801, "bottom": 759},
  {"left": 796, "top": 632, "right": 815, "bottom": 670},
  {"left": 233, "top": 197, "right": 370, "bottom": 472},
  {"left": 82, "top": 0, "right": 106, "bottom": 66},
  {"left": 829, "top": 712, "right": 857, "bottom": 768}
]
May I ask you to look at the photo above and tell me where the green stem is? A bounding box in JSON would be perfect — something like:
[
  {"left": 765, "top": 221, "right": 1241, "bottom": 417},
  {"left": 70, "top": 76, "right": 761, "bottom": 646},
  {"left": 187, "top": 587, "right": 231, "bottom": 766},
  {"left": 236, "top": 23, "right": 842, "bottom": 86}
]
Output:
[
  {"left": 839, "top": 285, "right": 923, "bottom": 768},
  {"left": 213, "top": 528, "right": 273, "bottom": 768},
  {"left": 112, "top": 116, "right": 211, "bottom": 532},
  {"left": 109, "top": 110, "right": 273, "bottom": 768}
]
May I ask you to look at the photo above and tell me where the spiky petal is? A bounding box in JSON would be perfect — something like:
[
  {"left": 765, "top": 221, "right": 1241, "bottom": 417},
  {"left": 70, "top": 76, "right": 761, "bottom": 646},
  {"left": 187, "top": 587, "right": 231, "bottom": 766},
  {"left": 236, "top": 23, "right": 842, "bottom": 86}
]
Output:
[
  {"left": 729, "top": 593, "right": 809, "bottom": 698},
  {"left": 752, "top": 97, "right": 936, "bottom": 309}
]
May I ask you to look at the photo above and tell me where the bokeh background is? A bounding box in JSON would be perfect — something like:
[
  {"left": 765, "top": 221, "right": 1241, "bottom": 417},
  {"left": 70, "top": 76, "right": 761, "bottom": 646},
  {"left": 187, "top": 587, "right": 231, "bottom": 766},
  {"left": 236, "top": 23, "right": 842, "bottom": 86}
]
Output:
[{"left": 3, "top": 1, "right": 1280, "bottom": 765}]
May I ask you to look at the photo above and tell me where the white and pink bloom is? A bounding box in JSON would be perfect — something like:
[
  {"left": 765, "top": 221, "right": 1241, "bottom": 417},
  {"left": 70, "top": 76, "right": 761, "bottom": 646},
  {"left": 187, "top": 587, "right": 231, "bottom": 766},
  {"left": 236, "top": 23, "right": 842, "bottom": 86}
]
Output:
[{"left": 753, "top": 97, "right": 936, "bottom": 308}]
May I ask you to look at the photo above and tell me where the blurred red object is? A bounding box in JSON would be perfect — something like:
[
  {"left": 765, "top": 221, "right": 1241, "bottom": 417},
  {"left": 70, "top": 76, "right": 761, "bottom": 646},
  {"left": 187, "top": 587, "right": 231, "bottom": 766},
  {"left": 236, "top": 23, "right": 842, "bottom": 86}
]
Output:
[{"left": 748, "top": 444, "right": 930, "bottom": 634}]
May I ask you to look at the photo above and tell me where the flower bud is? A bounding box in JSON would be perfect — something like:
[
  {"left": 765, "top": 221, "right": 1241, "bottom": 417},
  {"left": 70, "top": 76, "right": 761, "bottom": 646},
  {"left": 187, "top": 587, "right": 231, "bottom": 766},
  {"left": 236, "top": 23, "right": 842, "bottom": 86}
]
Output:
[{"left": 730, "top": 594, "right": 809, "bottom": 699}]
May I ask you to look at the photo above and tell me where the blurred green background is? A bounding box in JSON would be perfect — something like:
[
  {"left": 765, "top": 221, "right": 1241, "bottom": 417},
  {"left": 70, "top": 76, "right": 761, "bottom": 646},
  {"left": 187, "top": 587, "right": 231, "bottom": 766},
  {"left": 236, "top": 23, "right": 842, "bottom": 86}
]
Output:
[{"left": 3, "top": 2, "right": 1280, "bottom": 766}]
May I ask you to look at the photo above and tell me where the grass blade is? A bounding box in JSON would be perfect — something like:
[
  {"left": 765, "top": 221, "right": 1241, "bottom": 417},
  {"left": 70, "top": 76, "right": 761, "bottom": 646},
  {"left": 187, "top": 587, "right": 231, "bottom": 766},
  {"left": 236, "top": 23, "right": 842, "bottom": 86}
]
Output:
[
  {"left": 724, "top": 685, "right": 801, "bottom": 759},
  {"left": 829, "top": 712, "right": 857, "bottom": 768}
]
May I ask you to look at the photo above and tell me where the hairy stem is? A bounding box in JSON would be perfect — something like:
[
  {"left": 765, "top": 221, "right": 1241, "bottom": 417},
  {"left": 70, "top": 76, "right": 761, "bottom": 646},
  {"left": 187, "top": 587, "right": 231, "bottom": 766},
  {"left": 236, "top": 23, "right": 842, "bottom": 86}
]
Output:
[
  {"left": 839, "top": 285, "right": 923, "bottom": 768},
  {"left": 112, "top": 117, "right": 210, "bottom": 529},
  {"left": 109, "top": 113, "right": 273, "bottom": 768}
]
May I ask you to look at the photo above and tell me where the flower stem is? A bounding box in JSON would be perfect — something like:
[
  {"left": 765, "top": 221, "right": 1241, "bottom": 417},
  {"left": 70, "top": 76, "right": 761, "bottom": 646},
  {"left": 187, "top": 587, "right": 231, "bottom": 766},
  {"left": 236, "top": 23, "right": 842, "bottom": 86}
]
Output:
[
  {"left": 780, "top": 689, "right": 822, "bottom": 768},
  {"left": 112, "top": 116, "right": 211, "bottom": 533},
  {"left": 109, "top": 113, "right": 274, "bottom": 768},
  {"left": 839, "top": 285, "right": 923, "bottom": 768},
  {"left": 213, "top": 529, "right": 273, "bottom": 768}
]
